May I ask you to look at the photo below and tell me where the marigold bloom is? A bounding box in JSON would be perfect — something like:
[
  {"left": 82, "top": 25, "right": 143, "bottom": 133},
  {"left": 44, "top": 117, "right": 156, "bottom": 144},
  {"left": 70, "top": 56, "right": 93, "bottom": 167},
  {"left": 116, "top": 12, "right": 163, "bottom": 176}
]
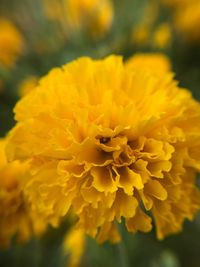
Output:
[
  {"left": 6, "top": 55, "right": 200, "bottom": 242},
  {"left": 174, "top": 2, "right": 200, "bottom": 42},
  {"left": 163, "top": 0, "right": 200, "bottom": 42},
  {"left": 131, "top": 1, "right": 158, "bottom": 47},
  {"left": 43, "top": 0, "right": 113, "bottom": 38},
  {"left": 66, "top": 0, "right": 113, "bottom": 37},
  {"left": 153, "top": 23, "right": 172, "bottom": 49},
  {"left": 126, "top": 53, "right": 171, "bottom": 75},
  {"left": 131, "top": 24, "right": 150, "bottom": 46},
  {"left": 0, "top": 139, "right": 45, "bottom": 248},
  {"left": 0, "top": 18, "right": 24, "bottom": 68}
]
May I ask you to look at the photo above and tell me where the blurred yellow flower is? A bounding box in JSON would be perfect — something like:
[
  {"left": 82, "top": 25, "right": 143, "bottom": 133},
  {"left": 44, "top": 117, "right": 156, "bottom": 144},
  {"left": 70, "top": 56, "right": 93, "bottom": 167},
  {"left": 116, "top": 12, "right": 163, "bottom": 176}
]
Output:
[
  {"left": 6, "top": 55, "right": 200, "bottom": 242},
  {"left": 131, "top": 24, "right": 150, "bottom": 46},
  {"left": 131, "top": 0, "right": 158, "bottom": 46},
  {"left": 44, "top": 0, "right": 113, "bottom": 38},
  {"left": 153, "top": 23, "right": 172, "bottom": 49},
  {"left": 0, "top": 139, "right": 46, "bottom": 248},
  {"left": 174, "top": 2, "right": 200, "bottom": 42},
  {"left": 163, "top": 0, "right": 189, "bottom": 9},
  {"left": 63, "top": 228, "right": 85, "bottom": 267},
  {"left": 0, "top": 18, "right": 24, "bottom": 68},
  {"left": 126, "top": 53, "right": 171, "bottom": 75},
  {"left": 66, "top": 0, "right": 113, "bottom": 37},
  {"left": 163, "top": 0, "right": 200, "bottom": 42},
  {"left": 43, "top": 0, "right": 64, "bottom": 22},
  {"left": 18, "top": 76, "right": 38, "bottom": 97}
]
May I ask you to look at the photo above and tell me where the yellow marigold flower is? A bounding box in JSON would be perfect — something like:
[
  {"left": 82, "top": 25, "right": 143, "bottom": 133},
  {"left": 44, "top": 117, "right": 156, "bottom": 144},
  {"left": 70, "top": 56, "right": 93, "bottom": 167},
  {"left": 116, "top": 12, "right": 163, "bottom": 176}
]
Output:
[
  {"left": 174, "top": 2, "right": 200, "bottom": 42},
  {"left": 163, "top": 0, "right": 200, "bottom": 42},
  {"left": 0, "top": 139, "right": 46, "bottom": 248},
  {"left": 63, "top": 227, "right": 85, "bottom": 267},
  {"left": 153, "top": 23, "right": 172, "bottom": 49},
  {"left": 131, "top": 1, "right": 158, "bottom": 47},
  {"left": 18, "top": 76, "right": 38, "bottom": 97},
  {"left": 43, "top": 0, "right": 113, "bottom": 38},
  {"left": 6, "top": 55, "right": 200, "bottom": 242},
  {"left": 126, "top": 53, "right": 171, "bottom": 75},
  {"left": 0, "top": 18, "right": 24, "bottom": 68},
  {"left": 66, "top": 0, "right": 113, "bottom": 37},
  {"left": 131, "top": 24, "right": 150, "bottom": 46}
]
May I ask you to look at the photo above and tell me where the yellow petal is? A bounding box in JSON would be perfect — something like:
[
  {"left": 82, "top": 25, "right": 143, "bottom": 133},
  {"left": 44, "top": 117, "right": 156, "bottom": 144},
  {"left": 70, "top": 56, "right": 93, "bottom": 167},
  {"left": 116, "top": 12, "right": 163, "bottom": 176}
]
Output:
[
  {"left": 147, "top": 161, "right": 172, "bottom": 178},
  {"left": 126, "top": 208, "right": 152, "bottom": 233},
  {"left": 145, "top": 180, "right": 168, "bottom": 200},
  {"left": 117, "top": 167, "right": 144, "bottom": 195},
  {"left": 91, "top": 166, "right": 117, "bottom": 193},
  {"left": 97, "top": 221, "right": 121, "bottom": 244},
  {"left": 113, "top": 190, "right": 138, "bottom": 221},
  {"left": 70, "top": 138, "right": 113, "bottom": 166},
  {"left": 57, "top": 160, "right": 89, "bottom": 177}
]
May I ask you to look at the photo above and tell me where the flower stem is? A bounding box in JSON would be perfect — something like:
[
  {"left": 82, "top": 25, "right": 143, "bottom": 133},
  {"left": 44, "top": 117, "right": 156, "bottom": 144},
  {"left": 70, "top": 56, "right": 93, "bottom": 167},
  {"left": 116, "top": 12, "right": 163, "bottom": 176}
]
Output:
[{"left": 117, "top": 238, "right": 130, "bottom": 267}]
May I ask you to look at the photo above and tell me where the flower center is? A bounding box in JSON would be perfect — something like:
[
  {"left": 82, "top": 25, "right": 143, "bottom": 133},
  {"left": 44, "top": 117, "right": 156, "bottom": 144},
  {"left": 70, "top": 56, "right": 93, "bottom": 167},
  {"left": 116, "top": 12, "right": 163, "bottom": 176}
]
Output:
[{"left": 99, "top": 137, "right": 111, "bottom": 144}]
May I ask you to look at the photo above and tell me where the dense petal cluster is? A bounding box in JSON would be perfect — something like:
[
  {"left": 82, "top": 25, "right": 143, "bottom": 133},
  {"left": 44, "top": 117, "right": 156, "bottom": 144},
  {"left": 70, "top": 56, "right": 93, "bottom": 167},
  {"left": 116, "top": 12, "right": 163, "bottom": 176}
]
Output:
[
  {"left": 6, "top": 55, "right": 200, "bottom": 242},
  {"left": 0, "top": 139, "right": 45, "bottom": 248},
  {"left": 0, "top": 18, "right": 24, "bottom": 67}
]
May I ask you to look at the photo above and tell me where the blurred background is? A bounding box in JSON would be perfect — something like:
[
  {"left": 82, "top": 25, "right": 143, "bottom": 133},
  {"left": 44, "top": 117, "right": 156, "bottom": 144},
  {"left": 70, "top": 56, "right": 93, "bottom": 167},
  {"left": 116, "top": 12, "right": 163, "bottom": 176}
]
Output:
[{"left": 0, "top": 0, "right": 200, "bottom": 266}]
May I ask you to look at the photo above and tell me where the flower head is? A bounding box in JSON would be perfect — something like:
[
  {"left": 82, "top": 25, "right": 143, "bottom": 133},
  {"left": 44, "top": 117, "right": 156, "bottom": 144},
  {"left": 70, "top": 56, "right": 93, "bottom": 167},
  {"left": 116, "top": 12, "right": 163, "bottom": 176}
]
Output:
[
  {"left": 131, "top": 1, "right": 158, "bottom": 47},
  {"left": 43, "top": 0, "right": 113, "bottom": 38},
  {"left": 0, "top": 139, "right": 45, "bottom": 248},
  {"left": 66, "top": 0, "right": 113, "bottom": 37},
  {"left": 153, "top": 23, "right": 172, "bottom": 49},
  {"left": 126, "top": 53, "right": 171, "bottom": 75},
  {"left": 174, "top": 2, "right": 200, "bottom": 42},
  {"left": 163, "top": 0, "right": 200, "bottom": 42},
  {"left": 131, "top": 24, "right": 150, "bottom": 47},
  {"left": 0, "top": 18, "right": 24, "bottom": 68},
  {"left": 6, "top": 55, "right": 200, "bottom": 242}
]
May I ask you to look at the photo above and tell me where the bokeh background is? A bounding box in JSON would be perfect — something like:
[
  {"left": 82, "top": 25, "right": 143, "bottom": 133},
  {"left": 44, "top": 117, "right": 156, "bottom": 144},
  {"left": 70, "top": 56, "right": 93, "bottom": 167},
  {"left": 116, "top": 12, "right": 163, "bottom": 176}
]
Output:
[{"left": 0, "top": 0, "right": 200, "bottom": 266}]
